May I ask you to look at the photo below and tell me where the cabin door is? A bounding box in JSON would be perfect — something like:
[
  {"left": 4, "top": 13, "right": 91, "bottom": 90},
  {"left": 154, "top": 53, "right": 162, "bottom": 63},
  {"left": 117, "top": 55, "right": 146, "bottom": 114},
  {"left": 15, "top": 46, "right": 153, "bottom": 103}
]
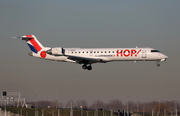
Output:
[{"left": 142, "top": 50, "right": 147, "bottom": 58}]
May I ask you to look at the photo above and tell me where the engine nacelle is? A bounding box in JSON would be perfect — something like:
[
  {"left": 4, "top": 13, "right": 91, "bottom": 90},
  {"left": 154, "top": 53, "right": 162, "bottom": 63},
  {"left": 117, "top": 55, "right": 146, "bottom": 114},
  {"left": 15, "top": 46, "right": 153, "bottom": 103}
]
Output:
[{"left": 46, "top": 47, "right": 64, "bottom": 55}]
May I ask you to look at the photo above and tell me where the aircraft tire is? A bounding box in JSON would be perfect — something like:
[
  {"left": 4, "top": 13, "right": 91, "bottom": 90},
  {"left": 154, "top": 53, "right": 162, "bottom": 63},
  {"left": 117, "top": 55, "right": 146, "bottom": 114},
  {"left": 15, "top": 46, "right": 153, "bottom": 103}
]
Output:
[
  {"left": 87, "top": 66, "right": 92, "bottom": 70},
  {"left": 82, "top": 65, "right": 87, "bottom": 69},
  {"left": 156, "top": 64, "right": 160, "bottom": 67}
]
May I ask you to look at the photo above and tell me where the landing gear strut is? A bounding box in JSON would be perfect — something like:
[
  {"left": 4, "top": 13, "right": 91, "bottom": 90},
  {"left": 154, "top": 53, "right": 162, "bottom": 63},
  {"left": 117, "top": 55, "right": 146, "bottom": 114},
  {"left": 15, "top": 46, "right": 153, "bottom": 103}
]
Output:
[
  {"left": 82, "top": 64, "right": 92, "bottom": 70},
  {"left": 156, "top": 61, "right": 160, "bottom": 67}
]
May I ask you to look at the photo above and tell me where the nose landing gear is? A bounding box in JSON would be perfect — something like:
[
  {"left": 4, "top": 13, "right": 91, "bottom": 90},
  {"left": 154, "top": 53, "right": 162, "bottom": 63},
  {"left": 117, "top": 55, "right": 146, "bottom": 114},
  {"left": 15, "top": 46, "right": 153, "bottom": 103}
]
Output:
[
  {"left": 82, "top": 64, "right": 92, "bottom": 70},
  {"left": 156, "top": 61, "right": 160, "bottom": 67},
  {"left": 156, "top": 63, "right": 160, "bottom": 67}
]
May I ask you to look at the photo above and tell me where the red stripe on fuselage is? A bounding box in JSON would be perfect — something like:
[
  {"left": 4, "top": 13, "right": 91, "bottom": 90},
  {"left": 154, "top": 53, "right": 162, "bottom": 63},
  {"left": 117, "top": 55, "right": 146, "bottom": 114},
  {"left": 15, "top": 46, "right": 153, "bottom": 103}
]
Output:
[{"left": 26, "top": 35, "right": 42, "bottom": 52}]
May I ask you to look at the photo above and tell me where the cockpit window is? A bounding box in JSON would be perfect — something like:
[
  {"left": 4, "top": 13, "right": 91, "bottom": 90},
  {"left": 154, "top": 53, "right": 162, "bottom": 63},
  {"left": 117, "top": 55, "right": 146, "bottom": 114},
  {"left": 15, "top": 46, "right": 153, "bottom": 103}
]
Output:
[{"left": 151, "top": 50, "right": 160, "bottom": 52}]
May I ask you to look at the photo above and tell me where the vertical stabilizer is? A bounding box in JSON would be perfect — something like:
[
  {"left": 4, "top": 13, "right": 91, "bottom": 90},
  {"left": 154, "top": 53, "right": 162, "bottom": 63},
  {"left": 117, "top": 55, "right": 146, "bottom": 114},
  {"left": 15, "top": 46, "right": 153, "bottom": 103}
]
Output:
[{"left": 21, "top": 35, "right": 44, "bottom": 53}]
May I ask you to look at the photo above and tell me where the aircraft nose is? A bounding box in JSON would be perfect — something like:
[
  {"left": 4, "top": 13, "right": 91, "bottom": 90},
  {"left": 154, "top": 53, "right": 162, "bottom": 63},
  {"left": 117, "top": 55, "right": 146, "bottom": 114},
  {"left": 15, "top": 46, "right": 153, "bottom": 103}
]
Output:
[
  {"left": 164, "top": 55, "right": 168, "bottom": 59},
  {"left": 160, "top": 53, "right": 168, "bottom": 59},
  {"left": 159, "top": 53, "right": 168, "bottom": 62}
]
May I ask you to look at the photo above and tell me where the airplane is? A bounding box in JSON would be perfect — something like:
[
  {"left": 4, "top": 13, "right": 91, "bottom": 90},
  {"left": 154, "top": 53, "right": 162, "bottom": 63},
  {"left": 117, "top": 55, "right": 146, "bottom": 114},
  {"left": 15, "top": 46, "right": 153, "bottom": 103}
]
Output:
[{"left": 14, "top": 35, "right": 168, "bottom": 71}]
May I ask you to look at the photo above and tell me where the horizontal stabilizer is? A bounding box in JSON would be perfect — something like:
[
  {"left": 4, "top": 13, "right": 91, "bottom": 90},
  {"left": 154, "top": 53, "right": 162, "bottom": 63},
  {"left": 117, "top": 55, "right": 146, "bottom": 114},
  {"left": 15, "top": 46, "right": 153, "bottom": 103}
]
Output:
[{"left": 12, "top": 36, "right": 34, "bottom": 40}]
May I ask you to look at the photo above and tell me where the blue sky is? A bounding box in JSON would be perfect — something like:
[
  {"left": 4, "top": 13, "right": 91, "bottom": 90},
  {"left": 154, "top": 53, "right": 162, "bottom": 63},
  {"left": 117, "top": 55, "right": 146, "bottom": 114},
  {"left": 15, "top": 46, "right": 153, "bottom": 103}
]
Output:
[{"left": 0, "top": 0, "right": 180, "bottom": 105}]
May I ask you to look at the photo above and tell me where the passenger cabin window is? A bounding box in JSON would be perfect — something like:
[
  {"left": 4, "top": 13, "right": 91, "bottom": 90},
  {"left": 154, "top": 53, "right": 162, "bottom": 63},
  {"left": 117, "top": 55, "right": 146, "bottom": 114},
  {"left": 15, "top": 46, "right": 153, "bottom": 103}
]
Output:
[
  {"left": 151, "top": 50, "right": 160, "bottom": 52},
  {"left": 101, "top": 51, "right": 103, "bottom": 53},
  {"left": 87, "top": 51, "right": 88, "bottom": 53},
  {"left": 97, "top": 51, "right": 99, "bottom": 53},
  {"left": 94, "top": 51, "right": 96, "bottom": 53},
  {"left": 109, "top": 51, "right": 110, "bottom": 53}
]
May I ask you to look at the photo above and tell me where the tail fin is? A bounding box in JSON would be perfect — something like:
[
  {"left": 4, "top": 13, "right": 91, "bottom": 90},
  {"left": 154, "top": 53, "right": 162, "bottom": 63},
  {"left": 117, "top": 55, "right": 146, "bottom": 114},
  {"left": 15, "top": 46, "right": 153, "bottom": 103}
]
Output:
[{"left": 14, "top": 35, "right": 44, "bottom": 53}]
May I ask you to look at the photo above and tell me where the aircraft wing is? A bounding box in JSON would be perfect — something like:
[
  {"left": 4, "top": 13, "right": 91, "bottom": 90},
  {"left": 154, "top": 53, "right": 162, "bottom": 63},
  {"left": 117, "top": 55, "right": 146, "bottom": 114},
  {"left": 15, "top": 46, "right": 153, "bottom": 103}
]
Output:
[{"left": 66, "top": 55, "right": 103, "bottom": 64}]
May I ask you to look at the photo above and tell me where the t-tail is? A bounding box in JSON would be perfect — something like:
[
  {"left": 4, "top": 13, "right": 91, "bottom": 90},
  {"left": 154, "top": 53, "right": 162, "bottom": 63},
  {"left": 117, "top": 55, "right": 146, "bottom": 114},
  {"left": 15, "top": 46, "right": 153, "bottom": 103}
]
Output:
[{"left": 13, "top": 35, "right": 50, "bottom": 58}]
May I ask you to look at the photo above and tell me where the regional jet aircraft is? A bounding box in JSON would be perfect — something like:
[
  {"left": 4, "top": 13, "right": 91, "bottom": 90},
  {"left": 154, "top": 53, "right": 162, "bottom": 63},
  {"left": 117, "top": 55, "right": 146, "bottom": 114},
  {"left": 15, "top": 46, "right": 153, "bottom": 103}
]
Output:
[{"left": 14, "top": 35, "right": 168, "bottom": 70}]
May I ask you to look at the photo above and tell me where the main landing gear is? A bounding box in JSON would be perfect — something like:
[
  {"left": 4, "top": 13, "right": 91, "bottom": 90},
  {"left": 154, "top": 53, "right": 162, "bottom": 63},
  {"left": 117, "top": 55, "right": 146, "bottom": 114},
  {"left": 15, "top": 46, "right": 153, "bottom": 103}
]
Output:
[
  {"left": 156, "top": 61, "right": 160, "bottom": 67},
  {"left": 82, "top": 64, "right": 92, "bottom": 71}
]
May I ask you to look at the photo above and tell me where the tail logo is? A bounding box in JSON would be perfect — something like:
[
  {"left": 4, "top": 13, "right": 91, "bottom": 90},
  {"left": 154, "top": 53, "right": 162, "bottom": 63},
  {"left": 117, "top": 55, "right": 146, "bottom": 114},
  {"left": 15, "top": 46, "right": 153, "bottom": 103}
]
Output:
[
  {"left": 40, "top": 51, "right": 46, "bottom": 58},
  {"left": 26, "top": 35, "right": 42, "bottom": 53}
]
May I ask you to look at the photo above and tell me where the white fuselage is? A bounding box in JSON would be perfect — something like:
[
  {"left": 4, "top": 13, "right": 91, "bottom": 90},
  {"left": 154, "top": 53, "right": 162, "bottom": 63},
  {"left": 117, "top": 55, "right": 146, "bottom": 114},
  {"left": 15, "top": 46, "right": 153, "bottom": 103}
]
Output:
[
  {"left": 16, "top": 35, "right": 168, "bottom": 70},
  {"left": 31, "top": 47, "right": 168, "bottom": 63}
]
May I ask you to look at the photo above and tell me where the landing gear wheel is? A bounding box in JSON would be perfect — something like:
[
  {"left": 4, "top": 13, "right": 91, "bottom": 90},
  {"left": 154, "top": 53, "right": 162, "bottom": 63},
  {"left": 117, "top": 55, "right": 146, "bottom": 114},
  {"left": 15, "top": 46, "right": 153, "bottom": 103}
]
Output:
[
  {"left": 82, "top": 65, "right": 87, "bottom": 69},
  {"left": 156, "top": 63, "right": 160, "bottom": 67},
  {"left": 87, "top": 66, "right": 92, "bottom": 71}
]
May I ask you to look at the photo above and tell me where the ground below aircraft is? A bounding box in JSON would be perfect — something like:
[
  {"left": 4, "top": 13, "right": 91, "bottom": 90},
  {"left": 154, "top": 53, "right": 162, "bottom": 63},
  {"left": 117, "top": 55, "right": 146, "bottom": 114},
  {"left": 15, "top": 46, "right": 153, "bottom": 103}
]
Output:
[{"left": 14, "top": 35, "right": 168, "bottom": 71}]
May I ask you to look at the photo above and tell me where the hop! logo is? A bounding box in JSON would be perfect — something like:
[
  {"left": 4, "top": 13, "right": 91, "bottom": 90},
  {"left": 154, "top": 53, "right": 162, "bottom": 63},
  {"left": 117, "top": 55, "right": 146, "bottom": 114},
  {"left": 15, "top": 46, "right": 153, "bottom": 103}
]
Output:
[{"left": 117, "top": 49, "right": 141, "bottom": 57}]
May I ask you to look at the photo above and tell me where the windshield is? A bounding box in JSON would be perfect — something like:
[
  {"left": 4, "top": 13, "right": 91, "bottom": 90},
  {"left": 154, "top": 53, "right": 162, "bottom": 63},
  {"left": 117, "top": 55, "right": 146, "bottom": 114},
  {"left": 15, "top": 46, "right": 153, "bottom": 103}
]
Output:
[{"left": 151, "top": 50, "right": 160, "bottom": 52}]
